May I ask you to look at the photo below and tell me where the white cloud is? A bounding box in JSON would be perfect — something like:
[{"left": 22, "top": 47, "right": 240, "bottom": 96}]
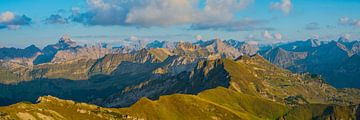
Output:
[
  {"left": 274, "top": 33, "right": 283, "bottom": 40},
  {"left": 125, "top": 0, "right": 254, "bottom": 27},
  {"left": 305, "top": 22, "right": 320, "bottom": 30},
  {"left": 196, "top": 35, "right": 203, "bottom": 40},
  {"left": 71, "top": 0, "right": 255, "bottom": 28},
  {"left": 263, "top": 30, "right": 274, "bottom": 39},
  {"left": 339, "top": 17, "right": 349, "bottom": 24},
  {"left": 247, "top": 34, "right": 255, "bottom": 39},
  {"left": 271, "top": 0, "right": 292, "bottom": 15},
  {"left": 71, "top": 7, "right": 81, "bottom": 14},
  {"left": 245, "top": 34, "right": 262, "bottom": 41},
  {"left": 199, "top": 0, "right": 254, "bottom": 23},
  {"left": 70, "top": 0, "right": 129, "bottom": 26},
  {"left": 339, "top": 17, "right": 360, "bottom": 28},
  {"left": 190, "top": 19, "right": 273, "bottom": 31},
  {"left": 87, "top": 0, "right": 109, "bottom": 9},
  {"left": 125, "top": 35, "right": 139, "bottom": 41},
  {"left": 247, "top": 41, "right": 258, "bottom": 45},
  {"left": 311, "top": 34, "right": 320, "bottom": 39},
  {"left": 125, "top": 0, "right": 197, "bottom": 27},
  {"left": 343, "top": 33, "right": 351, "bottom": 40},
  {"left": 356, "top": 20, "right": 360, "bottom": 27},
  {"left": 43, "top": 14, "right": 68, "bottom": 24},
  {"left": 0, "top": 11, "right": 32, "bottom": 30},
  {"left": 0, "top": 11, "right": 15, "bottom": 23},
  {"left": 262, "top": 31, "right": 282, "bottom": 40}
]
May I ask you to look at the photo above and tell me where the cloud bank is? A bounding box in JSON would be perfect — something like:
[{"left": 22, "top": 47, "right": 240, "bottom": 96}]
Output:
[
  {"left": 0, "top": 11, "right": 32, "bottom": 30},
  {"left": 305, "top": 22, "right": 320, "bottom": 30},
  {"left": 263, "top": 30, "right": 282, "bottom": 40},
  {"left": 190, "top": 19, "right": 274, "bottom": 31},
  {"left": 271, "top": 0, "right": 292, "bottom": 15},
  {"left": 339, "top": 16, "right": 360, "bottom": 28},
  {"left": 68, "top": 0, "right": 268, "bottom": 31},
  {"left": 43, "top": 14, "right": 68, "bottom": 24}
]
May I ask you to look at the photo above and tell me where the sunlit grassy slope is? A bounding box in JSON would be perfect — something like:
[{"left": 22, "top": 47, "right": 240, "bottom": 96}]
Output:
[
  {"left": 118, "top": 87, "right": 288, "bottom": 120},
  {"left": 0, "top": 88, "right": 288, "bottom": 120},
  {"left": 1, "top": 87, "right": 357, "bottom": 120},
  {"left": 0, "top": 56, "right": 359, "bottom": 119}
]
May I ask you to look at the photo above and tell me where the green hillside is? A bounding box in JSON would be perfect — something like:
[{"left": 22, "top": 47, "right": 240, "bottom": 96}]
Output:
[
  {"left": 0, "top": 56, "right": 359, "bottom": 120},
  {"left": 1, "top": 87, "right": 358, "bottom": 120}
]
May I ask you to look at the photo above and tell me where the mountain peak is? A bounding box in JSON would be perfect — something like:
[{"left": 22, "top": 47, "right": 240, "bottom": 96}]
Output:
[
  {"left": 59, "top": 34, "right": 71, "bottom": 42},
  {"left": 306, "top": 38, "right": 321, "bottom": 47},
  {"left": 58, "top": 35, "right": 77, "bottom": 47},
  {"left": 338, "top": 37, "right": 350, "bottom": 43},
  {"left": 25, "top": 44, "right": 40, "bottom": 50},
  {"left": 146, "top": 40, "right": 164, "bottom": 49},
  {"left": 213, "top": 38, "right": 223, "bottom": 43}
]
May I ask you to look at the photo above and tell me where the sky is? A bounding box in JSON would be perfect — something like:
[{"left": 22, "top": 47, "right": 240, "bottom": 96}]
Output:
[{"left": 0, "top": 0, "right": 360, "bottom": 48}]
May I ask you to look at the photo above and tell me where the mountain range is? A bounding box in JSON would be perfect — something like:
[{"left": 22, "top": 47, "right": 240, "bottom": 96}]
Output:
[
  {"left": 0, "top": 35, "right": 360, "bottom": 119},
  {"left": 261, "top": 38, "right": 360, "bottom": 88}
]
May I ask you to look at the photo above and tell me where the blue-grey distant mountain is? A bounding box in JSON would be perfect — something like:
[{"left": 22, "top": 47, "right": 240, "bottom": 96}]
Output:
[
  {"left": 194, "top": 39, "right": 259, "bottom": 57},
  {"left": 1, "top": 36, "right": 360, "bottom": 119},
  {"left": 275, "top": 39, "right": 322, "bottom": 52},
  {"left": 33, "top": 35, "right": 80, "bottom": 64},
  {"left": 33, "top": 35, "right": 110, "bottom": 65},
  {"left": 261, "top": 38, "right": 360, "bottom": 88},
  {"left": 0, "top": 44, "right": 40, "bottom": 59}
]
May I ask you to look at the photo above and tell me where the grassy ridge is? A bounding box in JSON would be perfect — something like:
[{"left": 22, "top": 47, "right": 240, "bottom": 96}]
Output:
[
  {"left": 0, "top": 57, "right": 359, "bottom": 119},
  {"left": 118, "top": 87, "right": 288, "bottom": 119},
  {"left": 1, "top": 87, "right": 357, "bottom": 119}
]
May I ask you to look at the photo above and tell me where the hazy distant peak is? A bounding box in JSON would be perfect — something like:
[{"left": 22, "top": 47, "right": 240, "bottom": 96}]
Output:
[
  {"left": 337, "top": 36, "right": 350, "bottom": 43},
  {"left": 59, "top": 34, "right": 71, "bottom": 42},
  {"left": 58, "top": 35, "right": 77, "bottom": 47},
  {"left": 24, "top": 44, "right": 40, "bottom": 51},
  {"left": 306, "top": 38, "right": 321, "bottom": 47}
]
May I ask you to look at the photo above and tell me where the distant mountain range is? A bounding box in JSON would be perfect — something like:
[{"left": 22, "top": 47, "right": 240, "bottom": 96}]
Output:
[
  {"left": 0, "top": 35, "right": 360, "bottom": 119},
  {"left": 261, "top": 38, "right": 360, "bottom": 88},
  {"left": 1, "top": 35, "right": 359, "bottom": 88}
]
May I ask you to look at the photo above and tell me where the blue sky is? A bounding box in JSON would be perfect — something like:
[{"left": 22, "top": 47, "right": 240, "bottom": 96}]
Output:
[{"left": 0, "top": 0, "right": 360, "bottom": 48}]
